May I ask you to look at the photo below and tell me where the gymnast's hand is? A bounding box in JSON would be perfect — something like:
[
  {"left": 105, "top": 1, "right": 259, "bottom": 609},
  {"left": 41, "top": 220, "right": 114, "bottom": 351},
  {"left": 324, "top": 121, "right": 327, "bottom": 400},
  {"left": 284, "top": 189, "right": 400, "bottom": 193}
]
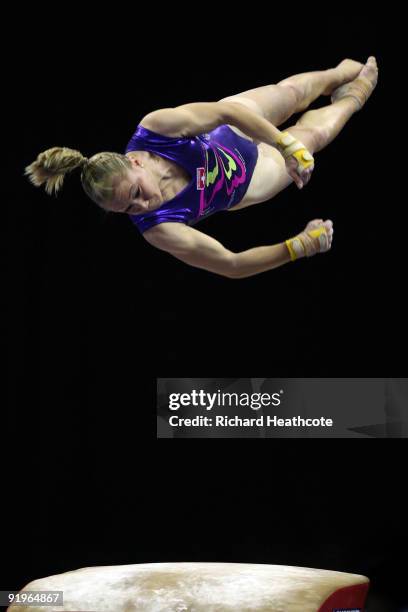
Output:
[
  {"left": 285, "top": 219, "right": 333, "bottom": 261},
  {"left": 276, "top": 131, "right": 315, "bottom": 190},
  {"left": 300, "top": 219, "right": 333, "bottom": 256},
  {"left": 285, "top": 154, "right": 314, "bottom": 190}
]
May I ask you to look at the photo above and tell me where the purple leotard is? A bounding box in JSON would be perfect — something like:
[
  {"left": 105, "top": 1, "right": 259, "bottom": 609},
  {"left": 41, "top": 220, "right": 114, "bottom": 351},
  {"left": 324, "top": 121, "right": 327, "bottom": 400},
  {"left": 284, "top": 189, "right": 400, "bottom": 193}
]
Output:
[{"left": 124, "top": 124, "right": 259, "bottom": 234}]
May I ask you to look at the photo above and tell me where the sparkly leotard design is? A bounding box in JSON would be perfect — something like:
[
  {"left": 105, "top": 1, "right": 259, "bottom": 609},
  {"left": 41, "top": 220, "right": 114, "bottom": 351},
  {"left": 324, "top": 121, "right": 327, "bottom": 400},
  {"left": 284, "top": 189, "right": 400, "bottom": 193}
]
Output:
[{"left": 124, "top": 124, "right": 259, "bottom": 234}]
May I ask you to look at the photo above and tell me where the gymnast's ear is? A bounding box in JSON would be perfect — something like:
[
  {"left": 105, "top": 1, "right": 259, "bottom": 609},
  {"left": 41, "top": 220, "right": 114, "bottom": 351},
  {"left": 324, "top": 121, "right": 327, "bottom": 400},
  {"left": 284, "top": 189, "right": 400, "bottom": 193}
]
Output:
[{"left": 126, "top": 156, "right": 144, "bottom": 169}]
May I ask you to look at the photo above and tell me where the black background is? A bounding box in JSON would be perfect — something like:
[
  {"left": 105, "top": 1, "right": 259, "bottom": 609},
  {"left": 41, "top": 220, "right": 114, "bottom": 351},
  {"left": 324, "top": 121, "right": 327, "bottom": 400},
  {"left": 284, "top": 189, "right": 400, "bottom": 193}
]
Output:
[{"left": 7, "top": 11, "right": 406, "bottom": 612}]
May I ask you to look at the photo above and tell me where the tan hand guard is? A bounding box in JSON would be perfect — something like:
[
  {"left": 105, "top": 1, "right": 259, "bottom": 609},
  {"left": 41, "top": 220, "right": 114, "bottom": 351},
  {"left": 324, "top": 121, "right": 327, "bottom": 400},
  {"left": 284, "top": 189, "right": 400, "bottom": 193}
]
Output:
[
  {"left": 286, "top": 226, "right": 329, "bottom": 261},
  {"left": 277, "top": 131, "right": 314, "bottom": 173}
]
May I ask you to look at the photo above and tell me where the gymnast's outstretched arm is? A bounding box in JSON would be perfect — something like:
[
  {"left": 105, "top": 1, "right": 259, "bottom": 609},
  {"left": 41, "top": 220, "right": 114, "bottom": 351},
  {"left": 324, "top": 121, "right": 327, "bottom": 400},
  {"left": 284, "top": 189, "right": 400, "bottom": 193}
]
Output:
[{"left": 143, "top": 220, "right": 333, "bottom": 279}]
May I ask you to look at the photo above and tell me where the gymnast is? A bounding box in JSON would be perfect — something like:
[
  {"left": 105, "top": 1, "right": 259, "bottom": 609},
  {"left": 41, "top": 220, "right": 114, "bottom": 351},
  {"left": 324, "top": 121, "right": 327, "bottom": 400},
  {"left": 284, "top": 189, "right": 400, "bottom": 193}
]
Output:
[{"left": 25, "top": 57, "right": 378, "bottom": 279}]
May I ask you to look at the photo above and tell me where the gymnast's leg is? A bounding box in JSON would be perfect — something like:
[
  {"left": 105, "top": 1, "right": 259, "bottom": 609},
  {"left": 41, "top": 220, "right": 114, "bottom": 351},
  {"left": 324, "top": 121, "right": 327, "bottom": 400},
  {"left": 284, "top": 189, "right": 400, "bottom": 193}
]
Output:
[
  {"left": 219, "top": 59, "right": 364, "bottom": 128},
  {"left": 286, "top": 57, "right": 378, "bottom": 155},
  {"left": 227, "top": 57, "right": 378, "bottom": 211}
]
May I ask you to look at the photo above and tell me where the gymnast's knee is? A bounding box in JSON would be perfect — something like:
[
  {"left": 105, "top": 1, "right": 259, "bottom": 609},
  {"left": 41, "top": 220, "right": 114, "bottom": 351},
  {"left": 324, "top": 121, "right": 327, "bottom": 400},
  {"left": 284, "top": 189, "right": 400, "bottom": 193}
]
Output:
[{"left": 276, "top": 81, "right": 304, "bottom": 108}]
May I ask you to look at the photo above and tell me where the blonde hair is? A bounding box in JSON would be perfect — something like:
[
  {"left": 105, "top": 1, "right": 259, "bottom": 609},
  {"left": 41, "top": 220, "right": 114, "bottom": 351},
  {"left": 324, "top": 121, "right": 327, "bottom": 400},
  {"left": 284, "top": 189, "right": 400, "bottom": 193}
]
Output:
[{"left": 24, "top": 147, "right": 133, "bottom": 207}]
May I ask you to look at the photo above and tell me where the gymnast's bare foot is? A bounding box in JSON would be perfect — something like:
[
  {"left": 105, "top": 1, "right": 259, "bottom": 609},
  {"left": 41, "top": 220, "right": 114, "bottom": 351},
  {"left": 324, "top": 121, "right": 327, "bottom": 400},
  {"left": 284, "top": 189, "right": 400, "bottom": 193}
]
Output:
[
  {"left": 331, "top": 56, "right": 378, "bottom": 109},
  {"left": 322, "top": 59, "right": 364, "bottom": 96}
]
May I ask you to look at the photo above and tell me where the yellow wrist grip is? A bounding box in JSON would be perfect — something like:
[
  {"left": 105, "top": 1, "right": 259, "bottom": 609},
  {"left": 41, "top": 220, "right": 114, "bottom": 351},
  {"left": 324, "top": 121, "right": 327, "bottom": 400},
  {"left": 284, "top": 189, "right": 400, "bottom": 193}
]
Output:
[
  {"left": 286, "top": 226, "right": 328, "bottom": 261},
  {"left": 285, "top": 237, "right": 305, "bottom": 261}
]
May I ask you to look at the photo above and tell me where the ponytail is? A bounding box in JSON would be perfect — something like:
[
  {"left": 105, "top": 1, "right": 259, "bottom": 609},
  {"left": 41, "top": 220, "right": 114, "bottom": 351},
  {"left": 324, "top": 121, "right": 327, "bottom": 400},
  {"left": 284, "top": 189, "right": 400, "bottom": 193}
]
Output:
[
  {"left": 25, "top": 147, "right": 132, "bottom": 207},
  {"left": 24, "top": 147, "right": 88, "bottom": 197}
]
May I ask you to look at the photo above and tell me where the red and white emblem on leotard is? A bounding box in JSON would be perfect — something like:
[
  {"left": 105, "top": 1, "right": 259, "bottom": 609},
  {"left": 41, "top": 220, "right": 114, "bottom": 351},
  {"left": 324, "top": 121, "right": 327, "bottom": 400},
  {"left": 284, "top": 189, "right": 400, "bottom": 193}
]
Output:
[{"left": 196, "top": 167, "right": 205, "bottom": 190}]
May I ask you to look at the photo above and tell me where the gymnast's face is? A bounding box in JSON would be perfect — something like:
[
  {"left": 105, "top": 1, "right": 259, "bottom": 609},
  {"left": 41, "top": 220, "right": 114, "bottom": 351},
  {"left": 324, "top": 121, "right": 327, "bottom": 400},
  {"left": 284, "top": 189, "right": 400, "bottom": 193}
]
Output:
[{"left": 108, "top": 159, "right": 163, "bottom": 215}]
